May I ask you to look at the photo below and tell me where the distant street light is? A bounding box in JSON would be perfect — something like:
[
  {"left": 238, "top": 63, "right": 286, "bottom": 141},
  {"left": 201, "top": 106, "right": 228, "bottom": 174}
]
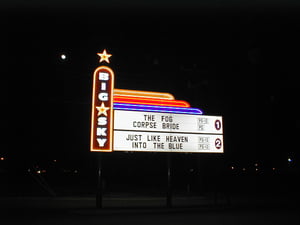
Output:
[{"left": 60, "top": 54, "right": 67, "bottom": 60}]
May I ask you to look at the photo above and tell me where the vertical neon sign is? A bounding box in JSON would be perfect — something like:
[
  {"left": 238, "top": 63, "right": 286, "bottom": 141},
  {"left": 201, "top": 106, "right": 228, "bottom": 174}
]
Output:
[{"left": 90, "top": 50, "right": 114, "bottom": 152}]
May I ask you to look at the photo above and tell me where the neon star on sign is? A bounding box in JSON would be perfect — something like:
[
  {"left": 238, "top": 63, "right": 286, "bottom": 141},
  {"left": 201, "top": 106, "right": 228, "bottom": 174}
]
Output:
[
  {"left": 97, "top": 49, "right": 112, "bottom": 63},
  {"left": 96, "top": 102, "right": 110, "bottom": 116}
]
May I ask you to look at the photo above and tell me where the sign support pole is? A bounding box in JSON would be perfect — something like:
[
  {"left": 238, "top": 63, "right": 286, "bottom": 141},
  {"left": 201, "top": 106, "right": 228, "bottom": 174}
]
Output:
[
  {"left": 166, "top": 153, "right": 172, "bottom": 207},
  {"left": 96, "top": 154, "right": 103, "bottom": 208}
]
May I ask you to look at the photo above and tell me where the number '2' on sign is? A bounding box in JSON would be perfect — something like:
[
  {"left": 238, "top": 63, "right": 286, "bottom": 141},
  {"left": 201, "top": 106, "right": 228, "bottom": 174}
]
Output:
[{"left": 215, "top": 138, "right": 222, "bottom": 149}]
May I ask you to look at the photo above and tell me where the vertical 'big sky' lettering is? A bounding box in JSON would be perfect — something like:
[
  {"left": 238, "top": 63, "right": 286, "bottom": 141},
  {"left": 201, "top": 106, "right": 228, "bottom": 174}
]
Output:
[{"left": 90, "top": 50, "right": 114, "bottom": 152}]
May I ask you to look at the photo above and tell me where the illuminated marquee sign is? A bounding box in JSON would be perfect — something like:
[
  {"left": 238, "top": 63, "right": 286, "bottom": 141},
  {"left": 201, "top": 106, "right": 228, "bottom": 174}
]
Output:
[
  {"left": 90, "top": 50, "right": 224, "bottom": 153},
  {"left": 113, "top": 110, "right": 223, "bottom": 153},
  {"left": 90, "top": 50, "right": 114, "bottom": 152}
]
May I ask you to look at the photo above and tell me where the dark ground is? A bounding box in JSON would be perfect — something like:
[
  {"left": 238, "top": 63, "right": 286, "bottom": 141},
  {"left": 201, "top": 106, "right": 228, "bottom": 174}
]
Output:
[
  {"left": 1, "top": 155, "right": 299, "bottom": 224},
  {"left": 1, "top": 192, "right": 299, "bottom": 225}
]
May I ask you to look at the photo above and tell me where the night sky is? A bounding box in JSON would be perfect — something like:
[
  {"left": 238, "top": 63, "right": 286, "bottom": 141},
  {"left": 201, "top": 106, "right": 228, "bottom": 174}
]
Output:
[{"left": 2, "top": 1, "right": 300, "bottom": 194}]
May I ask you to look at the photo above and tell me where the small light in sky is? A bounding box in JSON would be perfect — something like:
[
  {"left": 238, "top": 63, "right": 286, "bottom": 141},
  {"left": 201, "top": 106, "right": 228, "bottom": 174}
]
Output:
[
  {"left": 60, "top": 54, "right": 67, "bottom": 60},
  {"left": 0, "top": 157, "right": 4, "bottom": 161},
  {"left": 288, "top": 158, "right": 292, "bottom": 163}
]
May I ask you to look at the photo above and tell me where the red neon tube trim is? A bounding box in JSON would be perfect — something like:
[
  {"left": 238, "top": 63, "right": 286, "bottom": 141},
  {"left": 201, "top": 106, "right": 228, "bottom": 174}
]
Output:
[
  {"left": 114, "top": 89, "right": 175, "bottom": 100},
  {"left": 113, "top": 96, "right": 190, "bottom": 107}
]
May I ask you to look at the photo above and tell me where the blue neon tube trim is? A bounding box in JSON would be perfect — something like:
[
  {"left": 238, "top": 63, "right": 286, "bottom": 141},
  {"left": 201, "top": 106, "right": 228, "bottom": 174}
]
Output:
[{"left": 113, "top": 103, "right": 203, "bottom": 115}]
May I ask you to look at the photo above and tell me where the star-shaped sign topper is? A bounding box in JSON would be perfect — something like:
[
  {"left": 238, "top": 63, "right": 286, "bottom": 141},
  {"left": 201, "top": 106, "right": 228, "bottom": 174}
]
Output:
[{"left": 97, "top": 49, "right": 112, "bottom": 63}]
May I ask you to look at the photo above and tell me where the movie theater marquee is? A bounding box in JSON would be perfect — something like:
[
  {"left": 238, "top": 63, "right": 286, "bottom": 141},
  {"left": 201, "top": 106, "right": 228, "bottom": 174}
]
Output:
[{"left": 90, "top": 50, "right": 224, "bottom": 153}]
